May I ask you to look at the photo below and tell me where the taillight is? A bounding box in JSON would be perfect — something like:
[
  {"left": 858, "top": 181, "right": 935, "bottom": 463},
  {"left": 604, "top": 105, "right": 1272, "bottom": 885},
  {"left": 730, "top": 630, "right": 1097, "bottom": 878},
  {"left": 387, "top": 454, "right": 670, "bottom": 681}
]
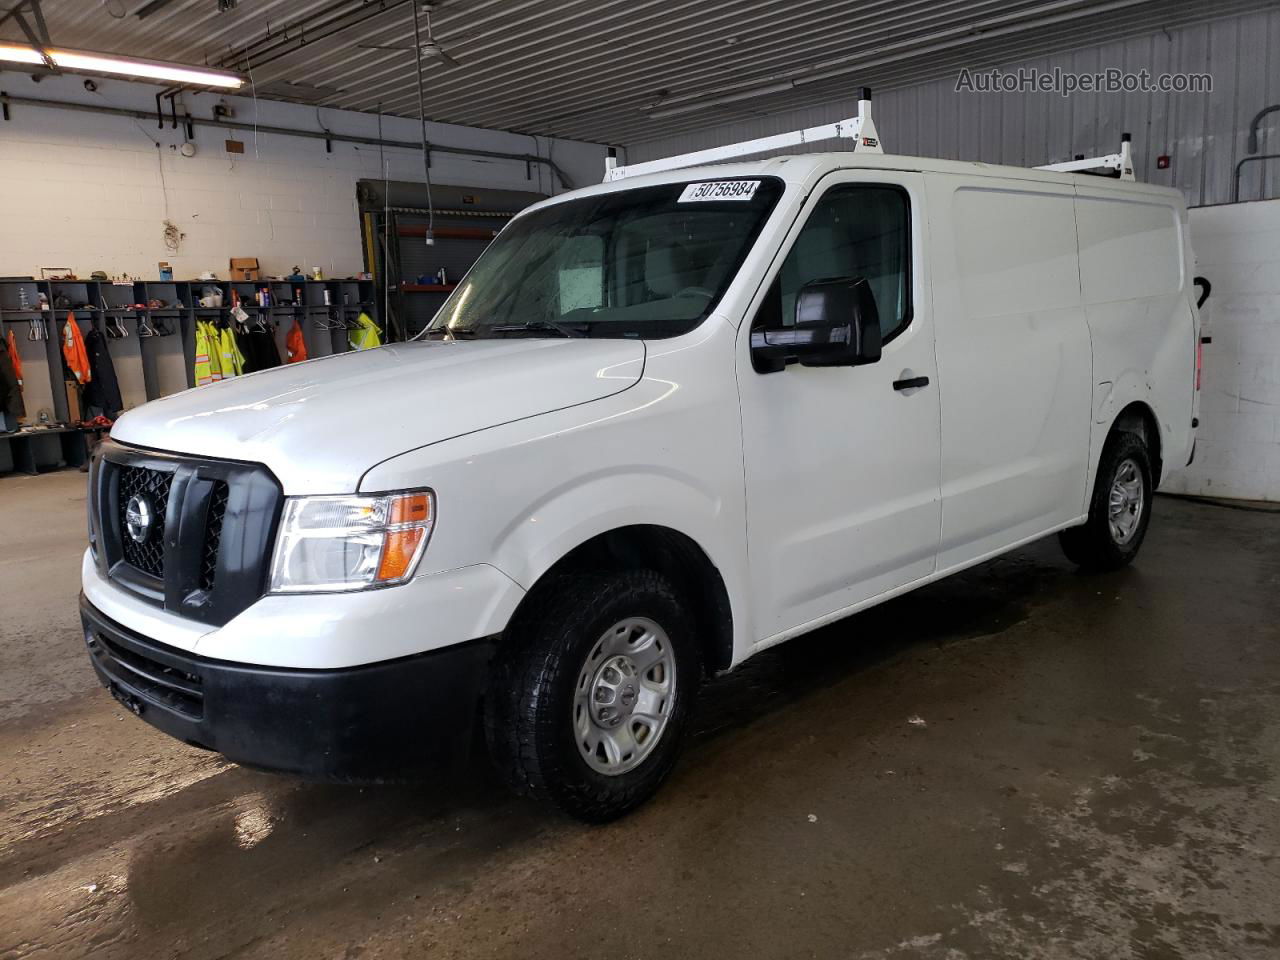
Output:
[{"left": 1195, "top": 338, "right": 1203, "bottom": 391}]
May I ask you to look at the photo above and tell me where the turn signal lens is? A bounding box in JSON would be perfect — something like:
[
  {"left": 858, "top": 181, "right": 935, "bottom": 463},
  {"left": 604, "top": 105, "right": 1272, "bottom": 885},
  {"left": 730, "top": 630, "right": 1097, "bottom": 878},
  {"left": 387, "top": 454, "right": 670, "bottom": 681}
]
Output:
[
  {"left": 389, "top": 492, "right": 432, "bottom": 526},
  {"left": 375, "top": 493, "right": 434, "bottom": 584},
  {"left": 376, "top": 527, "right": 428, "bottom": 582}
]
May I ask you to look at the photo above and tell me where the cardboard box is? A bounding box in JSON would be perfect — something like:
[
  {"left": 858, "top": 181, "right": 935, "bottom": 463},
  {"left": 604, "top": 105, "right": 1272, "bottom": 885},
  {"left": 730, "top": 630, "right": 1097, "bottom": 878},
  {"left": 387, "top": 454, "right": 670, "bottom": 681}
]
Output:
[
  {"left": 229, "top": 257, "right": 260, "bottom": 281},
  {"left": 65, "top": 380, "right": 82, "bottom": 424}
]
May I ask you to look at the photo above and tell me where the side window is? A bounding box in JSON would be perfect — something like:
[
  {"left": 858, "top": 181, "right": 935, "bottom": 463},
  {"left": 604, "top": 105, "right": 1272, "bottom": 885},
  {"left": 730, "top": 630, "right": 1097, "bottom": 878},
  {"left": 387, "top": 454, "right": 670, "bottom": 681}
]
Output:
[{"left": 762, "top": 185, "right": 911, "bottom": 339}]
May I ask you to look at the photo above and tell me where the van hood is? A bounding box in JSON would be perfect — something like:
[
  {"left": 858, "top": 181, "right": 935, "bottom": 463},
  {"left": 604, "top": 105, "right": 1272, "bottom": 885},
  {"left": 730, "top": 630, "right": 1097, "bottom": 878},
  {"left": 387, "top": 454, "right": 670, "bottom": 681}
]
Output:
[{"left": 111, "top": 338, "right": 646, "bottom": 493}]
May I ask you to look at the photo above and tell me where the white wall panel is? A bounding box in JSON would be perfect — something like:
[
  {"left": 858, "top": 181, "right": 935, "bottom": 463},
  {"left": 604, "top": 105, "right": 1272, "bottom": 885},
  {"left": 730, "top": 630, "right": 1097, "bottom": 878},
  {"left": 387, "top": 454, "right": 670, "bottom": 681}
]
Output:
[
  {"left": 1161, "top": 199, "right": 1280, "bottom": 502},
  {"left": 0, "top": 75, "right": 606, "bottom": 282},
  {"left": 627, "top": 8, "right": 1280, "bottom": 209}
]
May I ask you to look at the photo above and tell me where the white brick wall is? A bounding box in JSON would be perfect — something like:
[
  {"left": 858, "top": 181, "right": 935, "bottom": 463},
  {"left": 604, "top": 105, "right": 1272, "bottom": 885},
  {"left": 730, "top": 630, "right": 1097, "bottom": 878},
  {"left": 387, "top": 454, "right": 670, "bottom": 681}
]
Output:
[
  {"left": 0, "top": 75, "right": 607, "bottom": 281},
  {"left": 1162, "top": 199, "right": 1280, "bottom": 502}
]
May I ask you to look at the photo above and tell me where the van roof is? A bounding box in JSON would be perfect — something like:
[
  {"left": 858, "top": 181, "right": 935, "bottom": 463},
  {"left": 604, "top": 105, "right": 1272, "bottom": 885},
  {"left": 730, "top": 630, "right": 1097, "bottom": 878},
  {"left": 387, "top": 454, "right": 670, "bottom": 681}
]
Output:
[{"left": 533, "top": 151, "right": 1184, "bottom": 212}]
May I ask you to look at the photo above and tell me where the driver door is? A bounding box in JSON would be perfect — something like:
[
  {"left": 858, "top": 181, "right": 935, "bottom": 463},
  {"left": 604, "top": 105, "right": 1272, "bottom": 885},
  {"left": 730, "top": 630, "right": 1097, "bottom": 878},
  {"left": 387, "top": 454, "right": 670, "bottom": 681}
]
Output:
[{"left": 738, "top": 172, "right": 941, "bottom": 643}]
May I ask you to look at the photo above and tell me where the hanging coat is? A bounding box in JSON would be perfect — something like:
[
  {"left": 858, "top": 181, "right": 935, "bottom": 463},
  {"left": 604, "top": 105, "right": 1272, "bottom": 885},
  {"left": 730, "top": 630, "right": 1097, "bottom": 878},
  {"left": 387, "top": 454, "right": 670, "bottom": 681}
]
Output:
[
  {"left": 0, "top": 341, "right": 23, "bottom": 422},
  {"left": 62, "top": 313, "right": 92, "bottom": 385},
  {"left": 286, "top": 318, "right": 308, "bottom": 363},
  {"left": 240, "top": 328, "right": 282, "bottom": 374},
  {"left": 82, "top": 328, "right": 123, "bottom": 419},
  {"left": 218, "top": 325, "right": 245, "bottom": 378},
  {"left": 349, "top": 312, "right": 382, "bottom": 351},
  {"left": 6, "top": 330, "right": 22, "bottom": 387},
  {"left": 208, "top": 323, "right": 226, "bottom": 382},
  {"left": 194, "top": 320, "right": 217, "bottom": 386}
]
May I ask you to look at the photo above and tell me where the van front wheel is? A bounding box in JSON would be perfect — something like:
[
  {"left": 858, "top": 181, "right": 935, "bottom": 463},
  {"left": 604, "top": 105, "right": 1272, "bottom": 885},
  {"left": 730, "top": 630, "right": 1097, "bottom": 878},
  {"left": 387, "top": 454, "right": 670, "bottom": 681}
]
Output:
[
  {"left": 484, "top": 570, "right": 699, "bottom": 822},
  {"left": 1059, "top": 431, "right": 1154, "bottom": 570}
]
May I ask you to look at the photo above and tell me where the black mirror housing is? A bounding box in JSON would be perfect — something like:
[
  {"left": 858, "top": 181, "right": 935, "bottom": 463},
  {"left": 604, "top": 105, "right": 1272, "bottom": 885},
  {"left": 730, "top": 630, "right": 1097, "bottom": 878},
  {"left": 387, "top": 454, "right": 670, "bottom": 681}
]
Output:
[{"left": 750, "top": 277, "right": 882, "bottom": 372}]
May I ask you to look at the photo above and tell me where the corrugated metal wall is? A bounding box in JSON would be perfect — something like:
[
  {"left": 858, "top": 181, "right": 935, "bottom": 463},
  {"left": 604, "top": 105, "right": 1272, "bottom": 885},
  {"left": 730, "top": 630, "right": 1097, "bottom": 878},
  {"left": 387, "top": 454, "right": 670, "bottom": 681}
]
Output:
[{"left": 626, "top": 7, "right": 1280, "bottom": 208}]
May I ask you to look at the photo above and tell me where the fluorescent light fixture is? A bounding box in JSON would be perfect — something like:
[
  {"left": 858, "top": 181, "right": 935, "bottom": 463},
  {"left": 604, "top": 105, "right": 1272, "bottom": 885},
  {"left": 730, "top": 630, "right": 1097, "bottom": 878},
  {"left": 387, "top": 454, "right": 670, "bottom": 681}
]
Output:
[
  {"left": 0, "top": 43, "right": 243, "bottom": 88},
  {"left": 0, "top": 43, "right": 43, "bottom": 66}
]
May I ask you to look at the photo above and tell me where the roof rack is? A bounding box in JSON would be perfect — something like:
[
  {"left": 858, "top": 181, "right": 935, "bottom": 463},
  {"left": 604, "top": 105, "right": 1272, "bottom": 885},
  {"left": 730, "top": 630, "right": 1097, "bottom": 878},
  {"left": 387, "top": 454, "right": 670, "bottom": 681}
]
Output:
[
  {"left": 1035, "top": 133, "right": 1135, "bottom": 181},
  {"left": 601, "top": 96, "right": 1137, "bottom": 185},
  {"left": 604, "top": 87, "right": 883, "bottom": 183}
]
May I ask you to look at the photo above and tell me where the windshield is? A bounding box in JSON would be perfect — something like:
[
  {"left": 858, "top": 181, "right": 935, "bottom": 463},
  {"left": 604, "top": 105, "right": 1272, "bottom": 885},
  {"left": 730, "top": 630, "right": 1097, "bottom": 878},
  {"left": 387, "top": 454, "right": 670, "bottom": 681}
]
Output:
[{"left": 421, "top": 177, "right": 784, "bottom": 340}]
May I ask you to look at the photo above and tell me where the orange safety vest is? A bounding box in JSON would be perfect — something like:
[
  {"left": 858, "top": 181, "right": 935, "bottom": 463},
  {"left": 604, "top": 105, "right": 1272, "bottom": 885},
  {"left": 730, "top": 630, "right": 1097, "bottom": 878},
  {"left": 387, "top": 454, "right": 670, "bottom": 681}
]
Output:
[
  {"left": 62, "top": 313, "right": 92, "bottom": 385},
  {"left": 6, "top": 330, "right": 21, "bottom": 386},
  {"left": 286, "top": 317, "right": 308, "bottom": 363}
]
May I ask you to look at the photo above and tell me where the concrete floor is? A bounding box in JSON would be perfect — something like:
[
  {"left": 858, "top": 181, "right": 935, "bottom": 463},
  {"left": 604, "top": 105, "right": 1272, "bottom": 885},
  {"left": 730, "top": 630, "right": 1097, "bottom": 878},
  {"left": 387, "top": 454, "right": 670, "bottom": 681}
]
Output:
[{"left": 1, "top": 470, "right": 1278, "bottom": 960}]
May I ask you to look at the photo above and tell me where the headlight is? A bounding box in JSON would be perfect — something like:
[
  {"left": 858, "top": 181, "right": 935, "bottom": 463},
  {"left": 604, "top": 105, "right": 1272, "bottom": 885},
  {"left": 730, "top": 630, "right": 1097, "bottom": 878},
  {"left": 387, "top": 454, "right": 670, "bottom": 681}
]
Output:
[{"left": 268, "top": 490, "right": 435, "bottom": 593}]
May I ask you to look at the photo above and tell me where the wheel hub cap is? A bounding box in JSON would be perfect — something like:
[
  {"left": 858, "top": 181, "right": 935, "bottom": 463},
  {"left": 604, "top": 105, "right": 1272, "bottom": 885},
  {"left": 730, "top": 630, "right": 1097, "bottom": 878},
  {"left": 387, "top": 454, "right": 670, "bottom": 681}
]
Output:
[
  {"left": 1108, "top": 457, "right": 1145, "bottom": 545},
  {"left": 589, "top": 655, "right": 639, "bottom": 726},
  {"left": 573, "top": 617, "right": 676, "bottom": 776}
]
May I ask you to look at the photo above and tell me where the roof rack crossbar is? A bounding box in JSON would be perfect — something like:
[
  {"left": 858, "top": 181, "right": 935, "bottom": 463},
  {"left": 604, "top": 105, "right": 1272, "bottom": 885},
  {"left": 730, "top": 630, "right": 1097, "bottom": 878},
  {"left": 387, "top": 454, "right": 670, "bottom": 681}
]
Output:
[
  {"left": 604, "top": 88, "right": 883, "bottom": 182},
  {"left": 1036, "top": 133, "right": 1135, "bottom": 180}
]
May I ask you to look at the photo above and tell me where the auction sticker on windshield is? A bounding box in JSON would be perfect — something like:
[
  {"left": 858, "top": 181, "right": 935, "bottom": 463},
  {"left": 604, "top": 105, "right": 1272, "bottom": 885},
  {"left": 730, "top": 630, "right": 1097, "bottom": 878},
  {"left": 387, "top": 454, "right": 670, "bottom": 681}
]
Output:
[{"left": 678, "top": 180, "right": 761, "bottom": 202}]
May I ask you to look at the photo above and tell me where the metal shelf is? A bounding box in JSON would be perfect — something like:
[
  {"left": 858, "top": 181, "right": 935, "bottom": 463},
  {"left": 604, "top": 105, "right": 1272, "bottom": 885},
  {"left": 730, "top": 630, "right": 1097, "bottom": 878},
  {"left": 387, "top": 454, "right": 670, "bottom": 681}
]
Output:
[
  {"left": 0, "top": 277, "right": 379, "bottom": 467},
  {"left": 401, "top": 283, "right": 457, "bottom": 293},
  {"left": 396, "top": 225, "right": 498, "bottom": 241}
]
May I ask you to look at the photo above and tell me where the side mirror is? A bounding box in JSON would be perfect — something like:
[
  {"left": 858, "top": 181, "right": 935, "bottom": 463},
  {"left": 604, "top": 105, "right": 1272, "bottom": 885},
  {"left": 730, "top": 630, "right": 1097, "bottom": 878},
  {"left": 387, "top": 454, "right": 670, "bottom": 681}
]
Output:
[{"left": 750, "top": 277, "right": 882, "bottom": 373}]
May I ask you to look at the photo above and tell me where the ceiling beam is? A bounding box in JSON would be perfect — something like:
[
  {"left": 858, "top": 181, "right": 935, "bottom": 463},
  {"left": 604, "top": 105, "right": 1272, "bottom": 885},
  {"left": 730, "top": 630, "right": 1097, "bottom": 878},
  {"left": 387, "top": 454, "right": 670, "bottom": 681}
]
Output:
[{"left": 135, "top": 0, "right": 178, "bottom": 19}]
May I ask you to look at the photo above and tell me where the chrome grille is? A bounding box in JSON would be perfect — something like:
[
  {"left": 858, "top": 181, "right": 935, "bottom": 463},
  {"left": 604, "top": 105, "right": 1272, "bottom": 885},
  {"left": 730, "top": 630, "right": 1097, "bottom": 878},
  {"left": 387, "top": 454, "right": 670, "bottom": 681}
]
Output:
[
  {"left": 117, "top": 465, "right": 172, "bottom": 577},
  {"left": 91, "top": 440, "right": 282, "bottom": 627}
]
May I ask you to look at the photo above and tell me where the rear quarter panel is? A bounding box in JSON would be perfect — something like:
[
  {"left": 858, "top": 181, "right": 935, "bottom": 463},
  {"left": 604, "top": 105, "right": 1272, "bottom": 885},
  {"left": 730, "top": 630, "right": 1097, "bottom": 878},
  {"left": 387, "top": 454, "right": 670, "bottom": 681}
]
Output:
[{"left": 1075, "top": 186, "right": 1197, "bottom": 484}]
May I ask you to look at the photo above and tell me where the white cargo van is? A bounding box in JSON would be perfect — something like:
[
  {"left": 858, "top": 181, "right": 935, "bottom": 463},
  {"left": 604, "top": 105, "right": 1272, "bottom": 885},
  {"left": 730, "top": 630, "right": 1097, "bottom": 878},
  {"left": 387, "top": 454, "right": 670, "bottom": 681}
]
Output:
[{"left": 81, "top": 106, "right": 1200, "bottom": 821}]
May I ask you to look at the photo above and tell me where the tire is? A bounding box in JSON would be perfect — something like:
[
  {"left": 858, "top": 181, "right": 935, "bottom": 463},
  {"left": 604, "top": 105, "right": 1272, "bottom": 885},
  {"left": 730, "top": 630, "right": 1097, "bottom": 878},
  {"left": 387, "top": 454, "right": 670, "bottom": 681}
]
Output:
[
  {"left": 484, "top": 569, "right": 700, "bottom": 823},
  {"left": 1059, "top": 430, "right": 1154, "bottom": 570}
]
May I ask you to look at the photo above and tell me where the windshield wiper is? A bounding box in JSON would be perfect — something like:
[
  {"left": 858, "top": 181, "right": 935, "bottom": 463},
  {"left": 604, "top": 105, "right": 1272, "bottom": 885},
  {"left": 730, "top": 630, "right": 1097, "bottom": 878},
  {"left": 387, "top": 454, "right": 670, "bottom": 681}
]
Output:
[
  {"left": 487, "top": 319, "right": 588, "bottom": 338},
  {"left": 420, "top": 326, "right": 481, "bottom": 340}
]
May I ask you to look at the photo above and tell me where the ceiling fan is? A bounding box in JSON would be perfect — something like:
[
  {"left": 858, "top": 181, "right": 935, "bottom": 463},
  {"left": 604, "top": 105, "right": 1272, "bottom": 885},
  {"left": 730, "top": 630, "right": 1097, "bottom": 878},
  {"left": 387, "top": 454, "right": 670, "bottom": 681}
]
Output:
[{"left": 358, "top": 2, "right": 460, "bottom": 68}]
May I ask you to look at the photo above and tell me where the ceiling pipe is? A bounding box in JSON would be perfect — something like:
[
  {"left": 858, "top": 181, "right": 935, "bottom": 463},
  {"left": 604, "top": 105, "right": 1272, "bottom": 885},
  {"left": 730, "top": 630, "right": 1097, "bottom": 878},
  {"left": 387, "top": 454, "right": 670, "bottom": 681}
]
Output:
[
  {"left": 155, "top": 2, "right": 417, "bottom": 145},
  {"left": 135, "top": 0, "right": 178, "bottom": 19},
  {"left": 0, "top": 92, "right": 575, "bottom": 188},
  {"left": 213, "top": 0, "right": 415, "bottom": 72}
]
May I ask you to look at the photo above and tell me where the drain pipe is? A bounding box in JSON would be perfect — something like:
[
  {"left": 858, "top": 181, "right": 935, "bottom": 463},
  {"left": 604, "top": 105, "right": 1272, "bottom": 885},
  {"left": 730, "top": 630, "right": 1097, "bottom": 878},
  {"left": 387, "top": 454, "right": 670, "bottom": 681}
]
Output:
[
  {"left": 1235, "top": 103, "right": 1280, "bottom": 202},
  {"left": 1233, "top": 154, "right": 1280, "bottom": 203},
  {"left": 0, "top": 92, "right": 576, "bottom": 189},
  {"left": 1247, "top": 103, "right": 1280, "bottom": 154}
]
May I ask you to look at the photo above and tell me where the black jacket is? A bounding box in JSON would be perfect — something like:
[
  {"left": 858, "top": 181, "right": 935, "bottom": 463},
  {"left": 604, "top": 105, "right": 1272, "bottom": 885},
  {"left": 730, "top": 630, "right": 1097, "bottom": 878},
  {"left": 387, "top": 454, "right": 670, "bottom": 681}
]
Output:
[
  {"left": 83, "top": 328, "right": 123, "bottom": 419},
  {"left": 240, "top": 328, "right": 282, "bottom": 373}
]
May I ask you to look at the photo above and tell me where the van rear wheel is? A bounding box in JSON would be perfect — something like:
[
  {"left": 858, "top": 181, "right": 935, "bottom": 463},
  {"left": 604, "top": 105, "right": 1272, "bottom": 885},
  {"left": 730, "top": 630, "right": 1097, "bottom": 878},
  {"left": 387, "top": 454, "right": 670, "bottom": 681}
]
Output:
[
  {"left": 484, "top": 569, "right": 699, "bottom": 823},
  {"left": 1059, "top": 431, "right": 1154, "bottom": 570}
]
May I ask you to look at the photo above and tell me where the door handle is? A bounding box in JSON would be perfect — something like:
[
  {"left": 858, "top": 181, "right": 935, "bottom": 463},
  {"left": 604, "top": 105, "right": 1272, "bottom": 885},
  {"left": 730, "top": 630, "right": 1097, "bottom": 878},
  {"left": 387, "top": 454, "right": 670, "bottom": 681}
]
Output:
[{"left": 893, "top": 375, "right": 930, "bottom": 391}]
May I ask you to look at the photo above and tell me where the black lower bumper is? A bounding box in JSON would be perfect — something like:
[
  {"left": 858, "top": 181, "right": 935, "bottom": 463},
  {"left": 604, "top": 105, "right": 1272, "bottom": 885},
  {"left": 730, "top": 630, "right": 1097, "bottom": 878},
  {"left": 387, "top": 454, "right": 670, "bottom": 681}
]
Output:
[{"left": 80, "top": 594, "right": 495, "bottom": 781}]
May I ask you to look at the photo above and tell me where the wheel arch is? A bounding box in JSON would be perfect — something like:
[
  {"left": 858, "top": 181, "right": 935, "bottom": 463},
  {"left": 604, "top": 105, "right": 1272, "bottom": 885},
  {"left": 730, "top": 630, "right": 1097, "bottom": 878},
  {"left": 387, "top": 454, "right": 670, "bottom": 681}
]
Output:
[
  {"left": 504, "top": 524, "right": 735, "bottom": 677},
  {"left": 1110, "top": 401, "right": 1163, "bottom": 487}
]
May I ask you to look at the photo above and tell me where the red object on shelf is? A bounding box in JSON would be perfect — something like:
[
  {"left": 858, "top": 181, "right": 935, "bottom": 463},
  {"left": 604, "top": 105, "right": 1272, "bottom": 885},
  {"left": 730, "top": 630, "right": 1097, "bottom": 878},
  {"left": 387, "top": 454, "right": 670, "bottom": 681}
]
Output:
[{"left": 400, "top": 283, "right": 457, "bottom": 293}]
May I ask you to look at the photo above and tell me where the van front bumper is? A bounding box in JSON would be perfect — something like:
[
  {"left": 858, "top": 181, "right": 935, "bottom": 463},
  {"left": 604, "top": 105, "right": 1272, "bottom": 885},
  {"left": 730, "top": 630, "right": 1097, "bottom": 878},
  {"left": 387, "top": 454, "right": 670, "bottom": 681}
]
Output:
[{"left": 81, "top": 594, "right": 495, "bottom": 781}]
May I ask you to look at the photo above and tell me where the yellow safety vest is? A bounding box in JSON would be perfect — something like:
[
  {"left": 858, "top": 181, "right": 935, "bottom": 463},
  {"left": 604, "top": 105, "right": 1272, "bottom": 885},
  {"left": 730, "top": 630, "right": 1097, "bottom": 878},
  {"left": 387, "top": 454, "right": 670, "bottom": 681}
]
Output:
[
  {"left": 218, "top": 326, "right": 245, "bottom": 377},
  {"left": 349, "top": 312, "right": 382, "bottom": 351},
  {"left": 194, "top": 321, "right": 216, "bottom": 386}
]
